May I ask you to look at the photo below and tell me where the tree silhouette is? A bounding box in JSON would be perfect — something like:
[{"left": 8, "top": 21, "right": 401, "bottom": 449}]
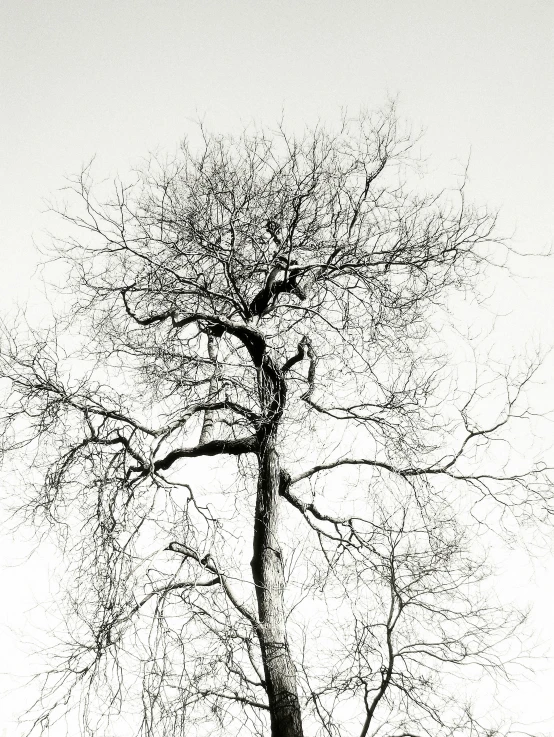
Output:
[{"left": 0, "top": 110, "right": 550, "bottom": 737}]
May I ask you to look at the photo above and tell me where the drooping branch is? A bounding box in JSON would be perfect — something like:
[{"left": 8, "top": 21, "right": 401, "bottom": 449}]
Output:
[
  {"left": 167, "top": 541, "right": 259, "bottom": 628},
  {"left": 281, "top": 471, "right": 360, "bottom": 527},
  {"left": 126, "top": 576, "right": 221, "bottom": 620}
]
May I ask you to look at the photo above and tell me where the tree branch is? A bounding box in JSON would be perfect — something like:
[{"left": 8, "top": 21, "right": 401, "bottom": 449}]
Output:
[
  {"left": 121, "top": 291, "right": 267, "bottom": 365},
  {"left": 167, "top": 542, "right": 260, "bottom": 629},
  {"left": 126, "top": 434, "right": 258, "bottom": 477}
]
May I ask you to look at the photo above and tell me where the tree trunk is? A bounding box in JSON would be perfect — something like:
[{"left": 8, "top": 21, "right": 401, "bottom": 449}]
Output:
[{"left": 251, "top": 440, "right": 304, "bottom": 737}]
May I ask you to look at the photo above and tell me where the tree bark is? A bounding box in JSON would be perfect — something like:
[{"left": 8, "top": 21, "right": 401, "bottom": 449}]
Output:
[{"left": 251, "top": 440, "right": 304, "bottom": 737}]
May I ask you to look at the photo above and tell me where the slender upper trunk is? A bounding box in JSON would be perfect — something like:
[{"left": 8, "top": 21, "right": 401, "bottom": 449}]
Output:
[{"left": 251, "top": 439, "right": 304, "bottom": 737}]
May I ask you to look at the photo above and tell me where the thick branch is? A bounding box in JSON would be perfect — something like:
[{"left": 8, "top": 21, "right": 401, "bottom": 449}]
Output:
[
  {"left": 281, "top": 336, "right": 309, "bottom": 374},
  {"left": 121, "top": 291, "right": 267, "bottom": 365},
  {"left": 129, "top": 434, "right": 258, "bottom": 476}
]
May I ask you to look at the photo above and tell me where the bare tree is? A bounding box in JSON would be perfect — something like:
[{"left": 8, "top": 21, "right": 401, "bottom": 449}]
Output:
[{"left": 0, "top": 110, "right": 550, "bottom": 737}]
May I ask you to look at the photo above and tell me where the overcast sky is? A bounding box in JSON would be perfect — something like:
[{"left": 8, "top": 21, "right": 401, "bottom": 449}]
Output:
[{"left": 0, "top": 0, "right": 553, "bottom": 733}]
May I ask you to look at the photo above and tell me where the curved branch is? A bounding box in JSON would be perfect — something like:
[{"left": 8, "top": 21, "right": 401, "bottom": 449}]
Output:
[
  {"left": 167, "top": 542, "right": 259, "bottom": 629},
  {"left": 157, "top": 435, "right": 258, "bottom": 470},
  {"left": 281, "top": 337, "right": 309, "bottom": 374},
  {"left": 127, "top": 577, "right": 220, "bottom": 620},
  {"left": 121, "top": 291, "right": 267, "bottom": 365},
  {"left": 290, "top": 457, "right": 408, "bottom": 485}
]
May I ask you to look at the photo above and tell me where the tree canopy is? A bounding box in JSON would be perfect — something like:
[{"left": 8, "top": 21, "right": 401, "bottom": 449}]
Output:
[{"left": 0, "top": 110, "right": 550, "bottom": 737}]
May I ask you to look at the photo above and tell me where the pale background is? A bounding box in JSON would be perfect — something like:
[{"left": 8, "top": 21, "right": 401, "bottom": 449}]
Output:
[{"left": 0, "top": 0, "right": 553, "bottom": 733}]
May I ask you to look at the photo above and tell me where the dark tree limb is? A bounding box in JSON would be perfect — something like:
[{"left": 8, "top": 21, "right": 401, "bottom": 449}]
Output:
[{"left": 129, "top": 434, "right": 259, "bottom": 476}]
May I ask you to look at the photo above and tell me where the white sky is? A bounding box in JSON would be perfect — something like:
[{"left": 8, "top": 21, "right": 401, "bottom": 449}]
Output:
[{"left": 0, "top": 0, "right": 553, "bottom": 734}]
